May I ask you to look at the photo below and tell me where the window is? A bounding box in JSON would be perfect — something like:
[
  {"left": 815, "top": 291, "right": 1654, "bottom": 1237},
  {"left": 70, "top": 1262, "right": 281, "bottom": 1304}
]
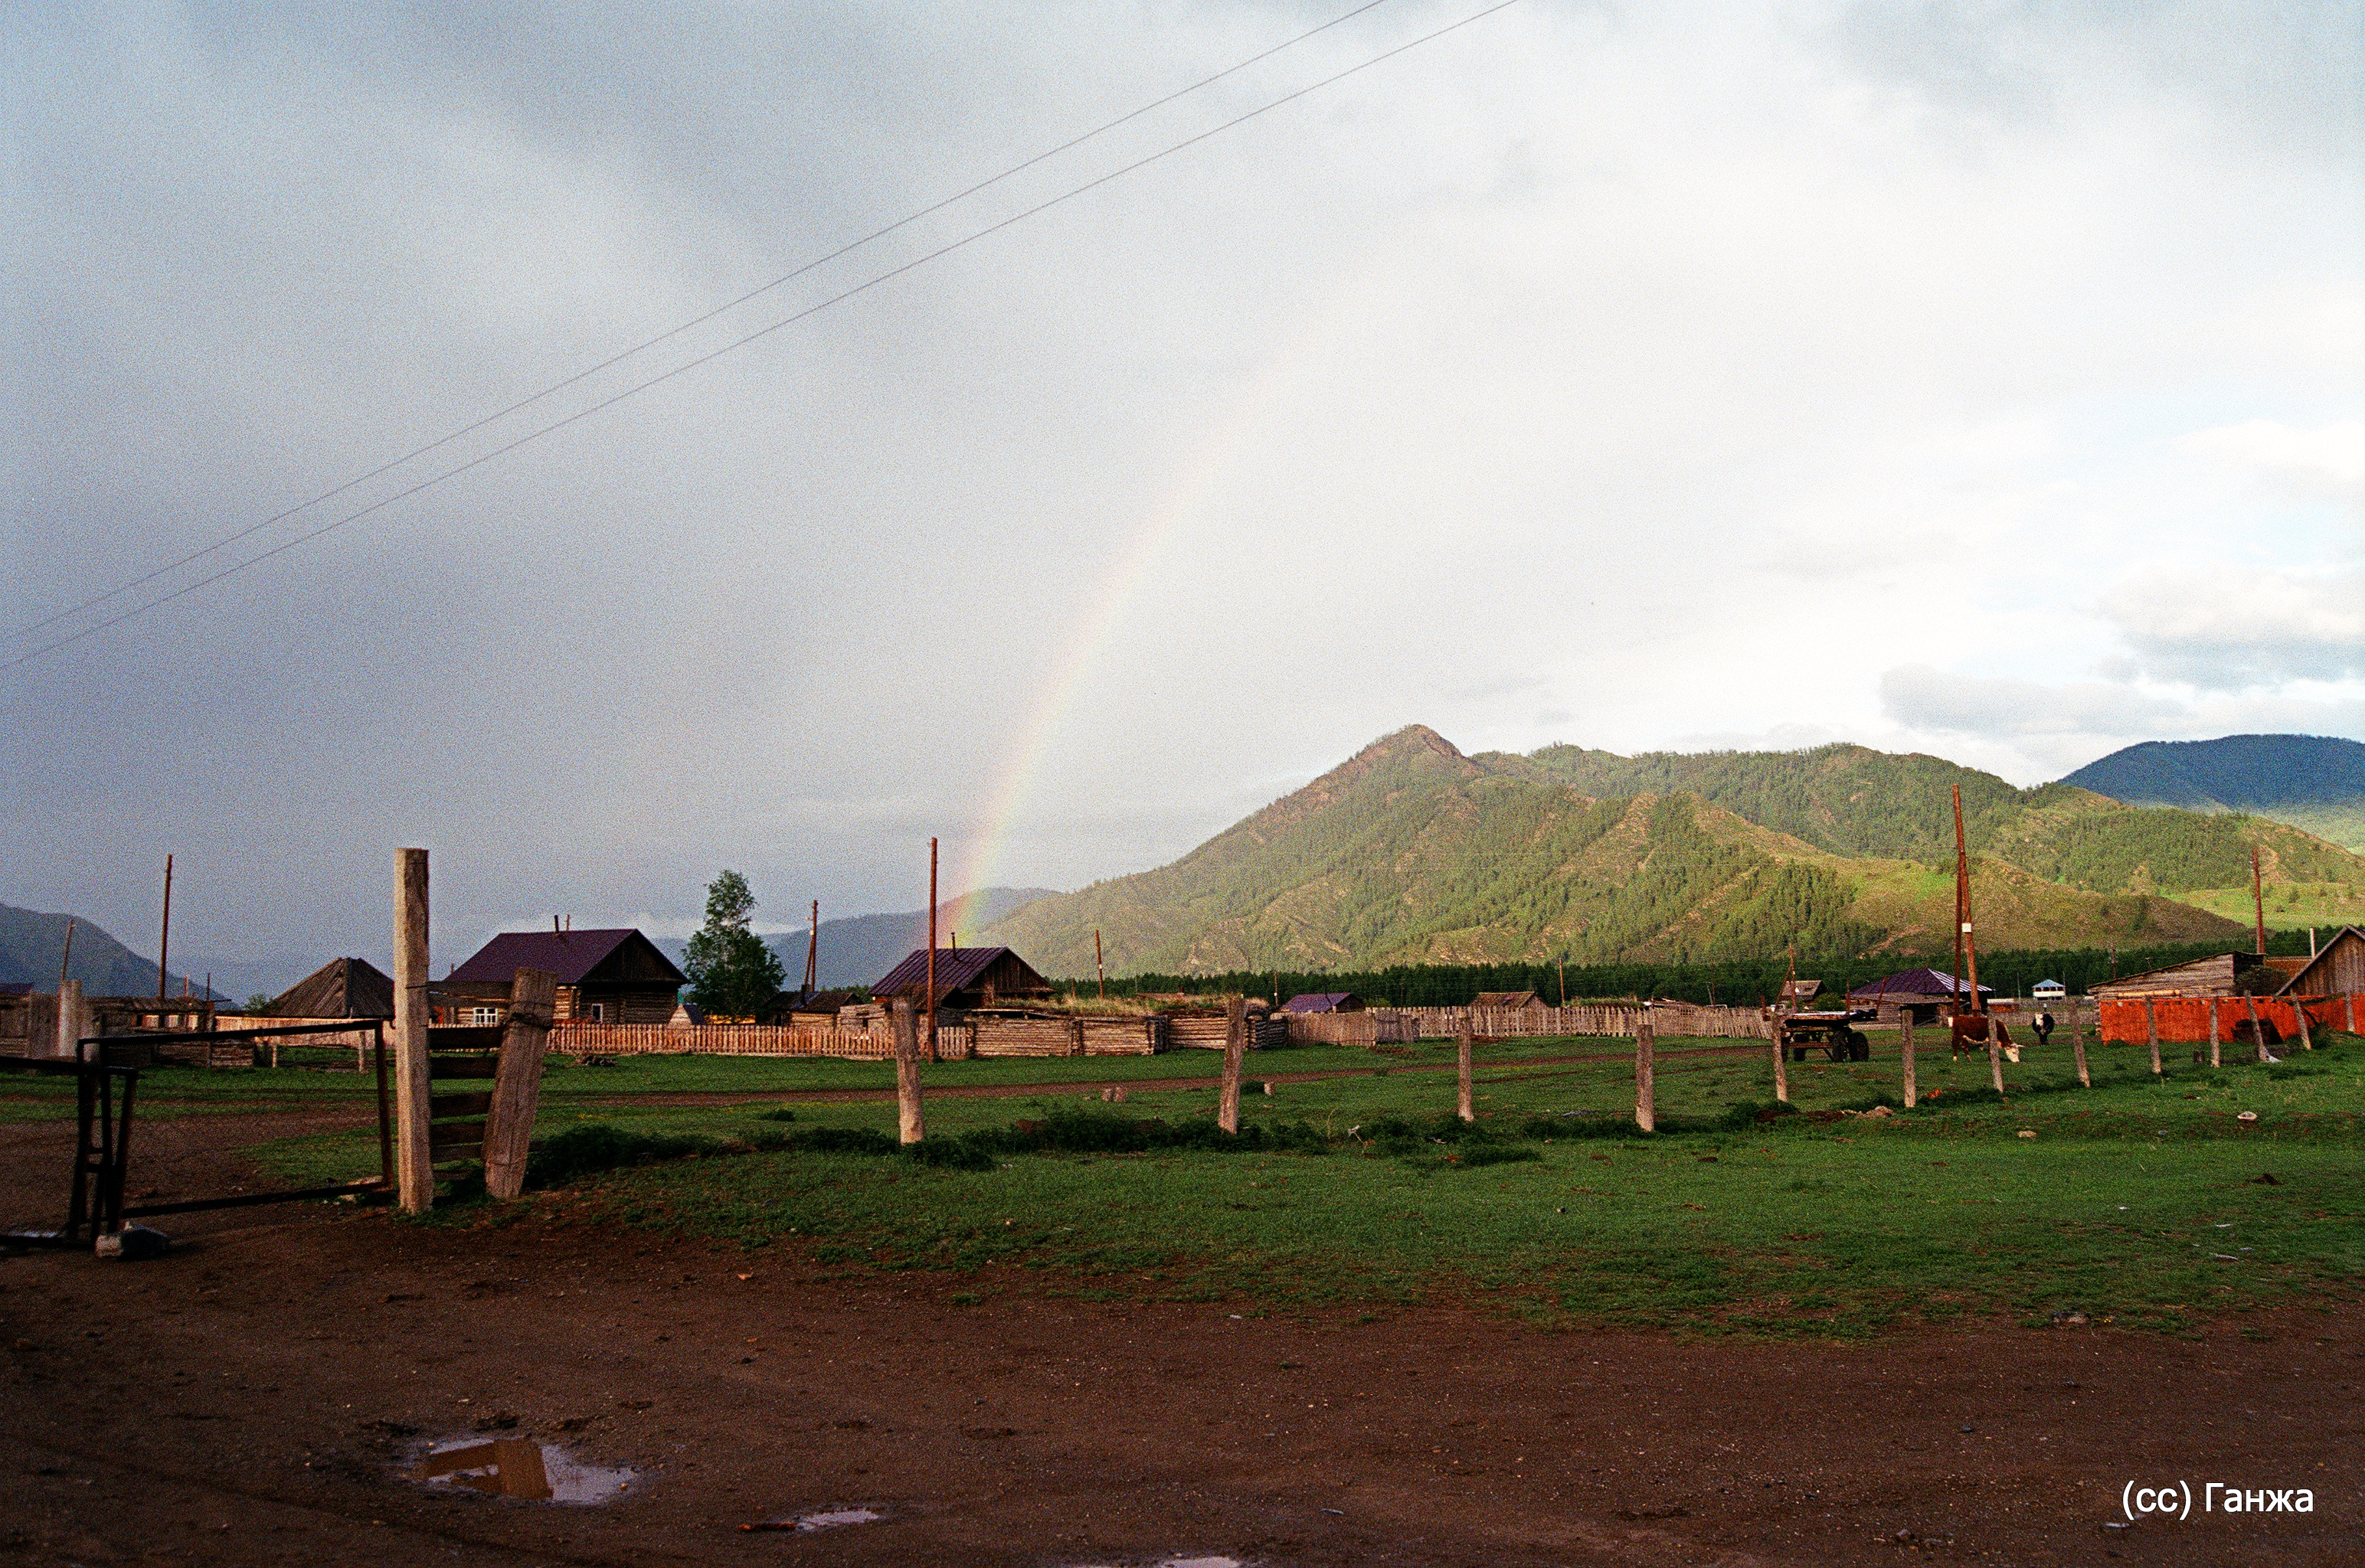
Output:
[
  {"left": 468, "top": 1006, "right": 502, "bottom": 1027},
  {"left": 588, "top": 1003, "right": 605, "bottom": 1022}
]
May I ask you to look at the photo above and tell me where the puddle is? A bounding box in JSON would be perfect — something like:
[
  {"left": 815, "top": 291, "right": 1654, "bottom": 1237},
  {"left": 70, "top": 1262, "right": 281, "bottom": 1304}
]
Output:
[
  {"left": 743, "top": 1505, "right": 885, "bottom": 1533},
  {"left": 1071, "top": 1558, "right": 1241, "bottom": 1568},
  {"left": 410, "top": 1437, "right": 635, "bottom": 1504}
]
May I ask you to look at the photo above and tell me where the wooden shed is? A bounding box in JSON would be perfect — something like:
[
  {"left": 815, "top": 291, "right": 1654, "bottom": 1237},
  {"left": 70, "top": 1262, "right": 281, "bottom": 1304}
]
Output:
[
  {"left": 2089, "top": 951, "right": 2278, "bottom": 1001},
  {"left": 440, "top": 928, "right": 685, "bottom": 1025},
  {"left": 265, "top": 957, "right": 395, "bottom": 1019},
  {"left": 1472, "top": 990, "right": 1540, "bottom": 1010},
  {"left": 872, "top": 946, "right": 1052, "bottom": 1011},
  {"left": 1846, "top": 968, "right": 1991, "bottom": 1026},
  {"left": 2274, "top": 926, "right": 2365, "bottom": 997},
  {"left": 1281, "top": 992, "right": 1363, "bottom": 1014}
]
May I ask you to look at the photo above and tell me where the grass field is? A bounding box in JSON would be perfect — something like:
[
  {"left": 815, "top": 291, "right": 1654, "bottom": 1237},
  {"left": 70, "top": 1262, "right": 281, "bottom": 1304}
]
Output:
[{"left": 13, "top": 1030, "right": 2360, "bottom": 1338}]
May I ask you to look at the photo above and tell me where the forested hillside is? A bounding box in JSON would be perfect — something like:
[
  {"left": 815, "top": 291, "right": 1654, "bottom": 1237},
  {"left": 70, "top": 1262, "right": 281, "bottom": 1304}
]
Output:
[
  {"left": 978, "top": 727, "right": 2347, "bottom": 977},
  {"left": 2061, "top": 734, "right": 2365, "bottom": 852},
  {"left": 0, "top": 903, "right": 215, "bottom": 997}
]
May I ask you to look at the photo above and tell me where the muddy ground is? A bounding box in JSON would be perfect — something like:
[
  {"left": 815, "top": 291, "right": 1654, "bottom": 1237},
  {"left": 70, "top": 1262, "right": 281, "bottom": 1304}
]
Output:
[{"left": 2, "top": 1118, "right": 2358, "bottom": 1566}]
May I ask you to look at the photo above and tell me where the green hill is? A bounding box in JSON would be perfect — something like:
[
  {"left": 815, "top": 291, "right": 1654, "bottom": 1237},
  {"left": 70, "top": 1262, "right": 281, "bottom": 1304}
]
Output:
[
  {"left": 2060, "top": 734, "right": 2365, "bottom": 852},
  {"left": 981, "top": 727, "right": 2365, "bottom": 977},
  {"left": 0, "top": 902, "right": 218, "bottom": 998}
]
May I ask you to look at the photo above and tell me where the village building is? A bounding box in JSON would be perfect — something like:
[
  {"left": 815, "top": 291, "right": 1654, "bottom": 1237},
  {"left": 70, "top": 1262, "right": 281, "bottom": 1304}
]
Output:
[
  {"left": 1282, "top": 991, "right": 1363, "bottom": 1014},
  {"left": 2272, "top": 926, "right": 2365, "bottom": 997},
  {"left": 2089, "top": 951, "right": 2285, "bottom": 1001},
  {"left": 1472, "top": 990, "right": 1541, "bottom": 1010},
  {"left": 872, "top": 946, "right": 1052, "bottom": 1012},
  {"left": 2030, "top": 978, "right": 2067, "bottom": 1004},
  {"left": 263, "top": 956, "right": 394, "bottom": 1019},
  {"left": 1845, "top": 969, "right": 1993, "bottom": 1026},
  {"left": 437, "top": 928, "right": 685, "bottom": 1026}
]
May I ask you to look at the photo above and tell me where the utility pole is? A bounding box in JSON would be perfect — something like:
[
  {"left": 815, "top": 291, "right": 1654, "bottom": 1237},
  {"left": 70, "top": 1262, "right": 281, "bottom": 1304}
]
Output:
[
  {"left": 156, "top": 854, "right": 174, "bottom": 1000},
  {"left": 58, "top": 916, "right": 74, "bottom": 991},
  {"left": 925, "top": 838, "right": 938, "bottom": 1063},
  {"left": 2251, "top": 847, "right": 2266, "bottom": 956},
  {"left": 1095, "top": 929, "right": 1105, "bottom": 1003},
  {"left": 804, "top": 899, "right": 819, "bottom": 999}
]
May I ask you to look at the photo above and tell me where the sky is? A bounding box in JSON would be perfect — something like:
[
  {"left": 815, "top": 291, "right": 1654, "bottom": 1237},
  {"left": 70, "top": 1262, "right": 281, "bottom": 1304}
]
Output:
[{"left": 4, "top": 0, "right": 2360, "bottom": 978}]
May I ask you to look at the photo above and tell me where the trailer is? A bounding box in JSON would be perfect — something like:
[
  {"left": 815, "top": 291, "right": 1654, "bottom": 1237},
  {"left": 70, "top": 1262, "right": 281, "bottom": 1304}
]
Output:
[{"left": 1778, "top": 1008, "right": 1876, "bottom": 1062}]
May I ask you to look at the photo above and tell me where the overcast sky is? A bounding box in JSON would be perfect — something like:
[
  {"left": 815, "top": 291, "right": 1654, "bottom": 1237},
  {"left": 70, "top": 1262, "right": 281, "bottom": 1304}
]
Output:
[{"left": 4, "top": 0, "right": 2359, "bottom": 974}]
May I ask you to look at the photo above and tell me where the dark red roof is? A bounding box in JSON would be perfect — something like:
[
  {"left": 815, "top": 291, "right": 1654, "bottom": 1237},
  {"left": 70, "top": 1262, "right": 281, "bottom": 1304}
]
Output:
[
  {"left": 872, "top": 946, "right": 1028, "bottom": 998},
  {"left": 1847, "top": 969, "right": 1990, "bottom": 1000},
  {"left": 447, "top": 929, "right": 684, "bottom": 987},
  {"left": 1283, "top": 992, "right": 1359, "bottom": 1014}
]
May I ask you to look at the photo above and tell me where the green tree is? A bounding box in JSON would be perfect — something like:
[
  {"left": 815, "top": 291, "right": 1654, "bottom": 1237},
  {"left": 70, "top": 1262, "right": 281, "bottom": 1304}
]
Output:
[{"left": 683, "top": 870, "right": 785, "bottom": 1021}]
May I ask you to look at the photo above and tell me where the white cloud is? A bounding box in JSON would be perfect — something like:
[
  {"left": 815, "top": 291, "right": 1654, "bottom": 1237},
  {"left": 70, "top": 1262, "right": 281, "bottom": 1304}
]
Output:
[
  {"left": 2098, "top": 567, "right": 2365, "bottom": 689},
  {"left": 2178, "top": 418, "right": 2365, "bottom": 495}
]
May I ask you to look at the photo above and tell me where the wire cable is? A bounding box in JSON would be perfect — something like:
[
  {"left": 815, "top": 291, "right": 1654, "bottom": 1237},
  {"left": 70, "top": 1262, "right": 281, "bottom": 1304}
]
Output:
[
  {"left": 7, "top": 0, "right": 1400, "bottom": 645},
  {"left": 5, "top": 0, "right": 1523, "bottom": 671}
]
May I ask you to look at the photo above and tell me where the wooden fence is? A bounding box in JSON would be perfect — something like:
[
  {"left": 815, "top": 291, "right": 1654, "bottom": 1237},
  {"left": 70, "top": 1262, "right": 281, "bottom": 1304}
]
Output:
[
  {"left": 2097, "top": 994, "right": 2359, "bottom": 1046},
  {"left": 548, "top": 1013, "right": 1168, "bottom": 1061},
  {"left": 1281, "top": 1011, "right": 1421, "bottom": 1047},
  {"left": 1169, "top": 1014, "right": 1290, "bottom": 1050},
  {"left": 1386, "top": 1003, "right": 1772, "bottom": 1040}
]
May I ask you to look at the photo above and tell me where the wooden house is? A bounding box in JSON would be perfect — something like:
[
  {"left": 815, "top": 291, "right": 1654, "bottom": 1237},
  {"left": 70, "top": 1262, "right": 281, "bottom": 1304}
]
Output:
[
  {"left": 2089, "top": 951, "right": 2279, "bottom": 1001},
  {"left": 265, "top": 957, "right": 394, "bottom": 1019},
  {"left": 1846, "top": 969, "right": 1992, "bottom": 1026},
  {"left": 2273, "top": 926, "right": 2365, "bottom": 997},
  {"left": 1281, "top": 991, "right": 1363, "bottom": 1014},
  {"left": 439, "top": 928, "right": 685, "bottom": 1025},
  {"left": 872, "top": 946, "right": 1051, "bottom": 1011}
]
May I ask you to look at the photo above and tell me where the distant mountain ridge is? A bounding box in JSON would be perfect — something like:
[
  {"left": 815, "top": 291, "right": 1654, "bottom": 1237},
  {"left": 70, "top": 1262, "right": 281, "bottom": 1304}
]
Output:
[
  {"left": 977, "top": 726, "right": 2365, "bottom": 977},
  {"left": 655, "top": 887, "right": 1058, "bottom": 991},
  {"left": 2060, "top": 735, "right": 2365, "bottom": 851},
  {"left": 0, "top": 903, "right": 221, "bottom": 998}
]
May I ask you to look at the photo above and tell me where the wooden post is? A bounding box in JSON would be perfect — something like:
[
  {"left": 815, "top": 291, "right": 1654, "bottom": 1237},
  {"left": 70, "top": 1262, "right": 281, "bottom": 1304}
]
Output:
[
  {"left": 2143, "top": 996, "right": 2161, "bottom": 1076},
  {"left": 1218, "top": 995, "right": 1245, "bottom": 1134},
  {"left": 156, "top": 854, "right": 174, "bottom": 1000},
  {"left": 55, "top": 978, "right": 87, "bottom": 1061},
  {"left": 2241, "top": 994, "right": 2270, "bottom": 1063},
  {"left": 2292, "top": 995, "right": 2314, "bottom": 1052},
  {"left": 2069, "top": 996, "right": 2089, "bottom": 1088},
  {"left": 891, "top": 998, "right": 924, "bottom": 1144},
  {"left": 1987, "top": 1024, "right": 2004, "bottom": 1094},
  {"left": 1770, "top": 1012, "right": 1789, "bottom": 1105},
  {"left": 482, "top": 968, "right": 556, "bottom": 1200},
  {"left": 1095, "top": 929, "right": 1105, "bottom": 1004},
  {"left": 1456, "top": 1021, "right": 1474, "bottom": 1122},
  {"left": 2207, "top": 998, "right": 2221, "bottom": 1069},
  {"left": 1634, "top": 1008, "right": 1656, "bottom": 1132},
  {"left": 2346, "top": 992, "right": 2357, "bottom": 1034},
  {"left": 1899, "top": 1008, "right": 1915, "bottom": 1109},
  {"left": 393, "top": 848, "right": 433, "bottom": 1213}
]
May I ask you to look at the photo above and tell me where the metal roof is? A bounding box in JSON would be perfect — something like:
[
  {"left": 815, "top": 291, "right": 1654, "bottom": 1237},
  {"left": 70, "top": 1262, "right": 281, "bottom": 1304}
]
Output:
[
  {"left": 1282, "top": 991, "right": 1358, "bottom": 1014},
  {"left": 447, "top": 929, "right": 684, "bottom": 987},
  {"left": 872, "top": 946, "right": 1036, "bottom": 998},
  {"left": 267, "top": 956, "right": 395, "bottom": 1018},
  {"left": 1847, "top": 969, "right": 1992, "bottom": 999}
]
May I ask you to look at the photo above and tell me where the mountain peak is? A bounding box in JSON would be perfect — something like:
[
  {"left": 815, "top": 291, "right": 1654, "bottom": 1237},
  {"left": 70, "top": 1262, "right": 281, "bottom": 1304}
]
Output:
[{"left": 1362, "top": 724, "right": 1464, "bottom": 763}]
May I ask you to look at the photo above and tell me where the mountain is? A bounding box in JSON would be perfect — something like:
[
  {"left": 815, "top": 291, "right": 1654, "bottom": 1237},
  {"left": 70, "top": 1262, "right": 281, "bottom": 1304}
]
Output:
[
  {"left": 2061, "top": 735, "right": 2365, "bottom": 852},
  {"left": 978, "top": 727, "right": 2365, "bottom": 977},
  {"left": 0, "top": 903, "right": 224, "bottom": 998},
  {"left": 655, "top": 887, "right": 1058, "bottom": 991}
]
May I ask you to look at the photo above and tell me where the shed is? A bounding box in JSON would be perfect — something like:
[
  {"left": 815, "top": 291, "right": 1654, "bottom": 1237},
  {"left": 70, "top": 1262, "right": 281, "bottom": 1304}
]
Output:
[
  {"left": 872, "top": 946, "right": 1051, "bottom": 1011},
  {"left": 440, "top": 928, "right": 685, "bottom": 1025},
  {"left": 2089, "top": 952, "right": 2277, "bottom": 1001},
  {"left": 2273, "top": 926, "right": 2365, "bottom": 998},
  {"left": 1847, "top": 969, "right": 1992, "bottom": 1026},
  {"left": 1472, "top": 990, "right": 1540, "bottom": 1009},
  {"left": 1281, "top": 992, "right": 1362, "bottom": 1014},
  {"left": 265, "top": 957, "right": 395, "bottom": 1020}
]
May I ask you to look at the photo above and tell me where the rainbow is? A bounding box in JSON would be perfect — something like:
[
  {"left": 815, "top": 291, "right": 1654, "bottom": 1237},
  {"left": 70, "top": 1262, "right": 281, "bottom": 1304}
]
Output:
[{"left": 938, "top": 283, "right": 1375, "bottom": 939}]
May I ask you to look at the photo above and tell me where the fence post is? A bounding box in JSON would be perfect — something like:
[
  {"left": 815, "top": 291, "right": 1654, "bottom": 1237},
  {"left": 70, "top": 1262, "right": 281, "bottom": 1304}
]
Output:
[
  {"left": 54, "top": 978, "right": 87, "bottom": 1061},
  {"left": 891, "top": 998, "right": 924, "bottom": 1144},
  {"left": 1634, "top": 1007, "right": 1656, "bottom": 1133},
  {"left": 2207, "top": 998, "right": 2221, "bottom": 1069},
  {"left": 2144, "top": 996, "right": 2161, "bottom": 1077},
  {"left": 2292, "top": 996, "right": 2313, "bottom": 1052},
  {"left": 1770, "top": 1013, "right": 1789, "bottom": 1105},
  {"left": 1987, "top": 1019, "right": 2004, "bottom": 1094},
  {"left": 392, "top": 848, "right": 433, "bottom": 1214},
  {"left": 2069, "top": 995, "right": 2089, "bottom": 1087},
  {"left": 1456, "top": 1022, "right": 1474, "bottom": 1122},
  {"left": 482, "top": 968, "right": 556, "bottom": 1200},
  {"left": 1899, "top": 1009, "right": 1915, "bottom": 1109},
  {"left": 1218, "top": 996, "right": 1245, "bottom": 1134},
  {"left": 2240, "top": 995, "right": 2270, "bottom": 1063}
]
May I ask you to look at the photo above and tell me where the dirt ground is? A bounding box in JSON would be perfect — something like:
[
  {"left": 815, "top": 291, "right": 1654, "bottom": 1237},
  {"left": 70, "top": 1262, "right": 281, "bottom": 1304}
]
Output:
[{"left": 3, "top": 1118, "right": 2359, "bottom": 1566}]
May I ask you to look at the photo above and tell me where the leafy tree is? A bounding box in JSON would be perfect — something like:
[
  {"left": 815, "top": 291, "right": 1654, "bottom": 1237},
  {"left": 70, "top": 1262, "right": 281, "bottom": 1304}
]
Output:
[
  {"left": 244, "top": 992, "right": 277, "bottom": 1016},
  {"left": 683, "top": 870, "right": 785, "bottom": 1021}
]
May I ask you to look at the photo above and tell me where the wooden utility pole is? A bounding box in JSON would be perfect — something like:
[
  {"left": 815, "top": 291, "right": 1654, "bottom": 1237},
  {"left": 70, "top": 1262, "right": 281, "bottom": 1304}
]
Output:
[
  {"left": 1456, "top": 1021, "right": 1475, "bottom": 1122},
  {"left": 1557, "top": 957, "right": 1566, "bottom": 1008},
  {"left": 1951, "top": 786, "right": 1969, "bottom": 1021},
  {"left": 1218, "top": 995, "right": 1246, "bottom": 1135},
  {"left": 392, "top": 848, "right": 433, "bottom": 1213},
  {"left": 156, "top": 854, "right": 174, "bottom": 1001},
  {"left": 1634, "top": 1006, "right": 1657, "bottom": 1132},
  {"left": 804, "top": 900, "right": 819, "bottom": 998},
  {"left": 925, "top": 838, "right": 939, "bottom": 1063},
  {"left": 1899, "top": 1008, "right": 1915, "bottom": 1109},
  {"left": 482, "top": 968, "right": 556, "bottom": 1200},
  {"left": 55, "top": 978, "right": 87, "bottom": 1063},
  {"left": 891, "top": 998, "right": 924, "bottom": 1144},
  {"left": 57, "top": 916, "right": 74, "bottom": 991},
  {"left": 2251, "top": 848, "right": 2267, "bottom": 956},
  {"left": 1095, "top": 929, "right": 1105, "bottom": 1003}
]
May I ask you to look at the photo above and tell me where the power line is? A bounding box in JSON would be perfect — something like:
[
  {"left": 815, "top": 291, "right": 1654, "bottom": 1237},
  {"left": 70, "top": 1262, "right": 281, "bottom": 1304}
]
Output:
[
  {"left": 7, "top": 0, "right": 1401, "bottom": 646},
  {"left": 5, "top": 0, "right": 1523, "bottom": 671}
]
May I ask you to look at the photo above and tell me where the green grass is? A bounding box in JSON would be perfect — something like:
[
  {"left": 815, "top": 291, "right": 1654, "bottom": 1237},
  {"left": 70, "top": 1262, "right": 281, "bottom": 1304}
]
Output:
[{"left": 45, "top": 1031, "right": 2365, "bottom": 1338}]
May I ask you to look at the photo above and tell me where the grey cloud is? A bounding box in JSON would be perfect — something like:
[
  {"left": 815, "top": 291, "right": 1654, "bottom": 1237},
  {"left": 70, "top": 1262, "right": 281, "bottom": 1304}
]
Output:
[
  {"left": 2098, "top": 569, "right": 2365, "bottom": 690},
  {"left": 1879, "top": 664, "right": 2184, "bottom": 737}
]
